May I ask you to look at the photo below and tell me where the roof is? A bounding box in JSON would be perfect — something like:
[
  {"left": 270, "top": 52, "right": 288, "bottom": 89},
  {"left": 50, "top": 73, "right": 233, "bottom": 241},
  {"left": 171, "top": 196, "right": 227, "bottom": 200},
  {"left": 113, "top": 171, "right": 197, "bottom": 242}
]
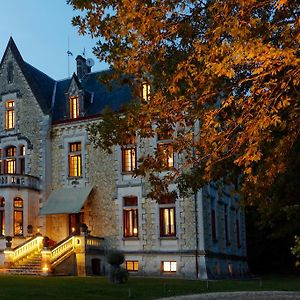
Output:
[
  {"left": 0, "top": 37, "right": 133, "bottom": 121},
  {"left": 1, "top": 37, "right": 55, "bottom": 114},
  {"left": 40, "top": 186, "right": 93, "bottom": 215},
  {"left": 52, "top": 70, "right": 133, "bottom": 122}
]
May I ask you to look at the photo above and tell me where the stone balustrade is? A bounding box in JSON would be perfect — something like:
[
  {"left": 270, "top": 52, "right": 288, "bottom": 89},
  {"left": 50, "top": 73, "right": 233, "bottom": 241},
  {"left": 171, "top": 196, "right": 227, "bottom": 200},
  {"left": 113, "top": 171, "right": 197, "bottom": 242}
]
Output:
[{"left": 0, "top": 174, "right": 40, "bottom": 190}]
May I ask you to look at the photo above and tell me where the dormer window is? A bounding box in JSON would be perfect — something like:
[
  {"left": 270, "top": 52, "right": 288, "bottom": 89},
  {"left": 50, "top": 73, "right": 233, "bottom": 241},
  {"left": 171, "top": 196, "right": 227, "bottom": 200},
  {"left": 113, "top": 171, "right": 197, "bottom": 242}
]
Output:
[
  {"left": 141, "top": 82, "right": 150, "bottom": 102},
  {"left": 70, "top": 96, "right": 79, "bottom": 119},
  {"left": 5, "top": 100, "right": 15, "bottom": 130},
  {"left": 7, "top": 62, "right": 13, "bottom": 84}
]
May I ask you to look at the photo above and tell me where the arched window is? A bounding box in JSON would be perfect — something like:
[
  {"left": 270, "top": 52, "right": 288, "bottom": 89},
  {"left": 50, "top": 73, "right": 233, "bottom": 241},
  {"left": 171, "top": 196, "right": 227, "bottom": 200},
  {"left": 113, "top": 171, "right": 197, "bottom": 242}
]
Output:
[
  {"left": 0, "top": 197, "right": 5, "bottom": 236},
  {"left": 4, "top": 146, "right": 17, "bottom": 174},
  {"left": 14, "top": 197, "right": 23, "bottom": 236}
]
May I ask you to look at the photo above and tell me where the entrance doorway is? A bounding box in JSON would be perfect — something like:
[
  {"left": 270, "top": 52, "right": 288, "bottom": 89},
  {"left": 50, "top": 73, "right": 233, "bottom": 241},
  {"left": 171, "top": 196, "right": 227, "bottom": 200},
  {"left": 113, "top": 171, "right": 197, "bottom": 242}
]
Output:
[{"left": 69, "top": 212, "right": 84, "bottom": 235}]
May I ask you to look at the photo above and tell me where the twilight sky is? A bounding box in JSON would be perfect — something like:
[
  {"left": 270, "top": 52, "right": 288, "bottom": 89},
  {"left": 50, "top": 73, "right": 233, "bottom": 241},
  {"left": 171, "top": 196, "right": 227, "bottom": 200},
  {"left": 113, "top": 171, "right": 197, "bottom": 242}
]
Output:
[{"left": 0, "top": 0, "right": 108, "bottom": 80}]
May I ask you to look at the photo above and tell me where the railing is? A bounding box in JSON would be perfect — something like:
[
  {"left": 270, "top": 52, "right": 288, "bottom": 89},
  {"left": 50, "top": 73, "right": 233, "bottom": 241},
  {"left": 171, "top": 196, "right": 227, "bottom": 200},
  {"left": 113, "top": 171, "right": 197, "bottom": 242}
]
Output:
[
  {"left": 86, "top": 236, "right": 104, "bottom": 248},
  {"left": 50, "top": 236, "right": 75, "bottom": 264},
  {"left": 4, "top": 235, "right": 44, "bottom": 263},
  {"left": 0, "top": 174, "right": 40, "bottom": 190}
]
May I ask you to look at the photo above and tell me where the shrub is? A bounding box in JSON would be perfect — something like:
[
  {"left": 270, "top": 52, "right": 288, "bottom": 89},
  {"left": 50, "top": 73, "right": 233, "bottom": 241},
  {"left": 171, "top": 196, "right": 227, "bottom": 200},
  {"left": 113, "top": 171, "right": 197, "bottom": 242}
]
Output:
[{"left": 106, "top": 250, "right": 125, "bottom": 266}]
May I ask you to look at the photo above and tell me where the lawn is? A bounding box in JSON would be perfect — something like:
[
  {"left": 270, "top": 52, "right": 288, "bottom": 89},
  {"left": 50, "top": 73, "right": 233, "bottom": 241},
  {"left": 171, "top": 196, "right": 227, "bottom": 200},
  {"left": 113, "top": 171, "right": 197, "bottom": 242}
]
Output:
[{"left": 0, "top": 275, "right": 299, "bottom": 300}]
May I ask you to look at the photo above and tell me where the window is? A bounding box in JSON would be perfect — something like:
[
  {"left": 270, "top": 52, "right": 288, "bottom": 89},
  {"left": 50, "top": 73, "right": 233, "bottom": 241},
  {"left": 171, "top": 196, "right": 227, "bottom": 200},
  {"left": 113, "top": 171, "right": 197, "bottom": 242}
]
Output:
[
  {"left": 7, "top": 62, "right": 13, "bottom": 84},
  {"left": 162, "top": 261, "right": 177, "bottom": 273},
  {"left": 68, "top": 142, "right": 81, "bottom": 177},
  {"left": 0, "top": 198, "right": 4, "bottom": 236},
  {"left": 19, "top": 145, "right": 25, "bottom": 174},
  {"left": 141, "top": 82, "right": 151, "bottom": 102},
  {"left": 224, "top": 205, "right": 229, "bottom": 245},
  {"left": 211, "top": 208, "right": 217, "bottom": 241},
  {"left": 70, "top": 96, "right": 79, "bottom": 119},
  {"left": 69, "top": 212, "right": 84, "bottom": 235},
  {"left": 157, "top": 143, "right": 174, "bottom": 169},
  {"left": 4, "top": 146, "right": 16, "bottom": 174},
  {"left": 159, "top": 195, "right": 176, "bottom": 237},
  {"left": 5, "top": 100, "right": 15, "bottom": 129},
  {"left": 125, "top": 260, "right": 139, "bottom": 272},
  {"left": 123, "top": 196, "right": 138, "bottom": 238},
  {"left": 236, "top": 210, "right": 241, "bottom": 248},
  {"left": 14, "top": 197, "right": 23, "bottom": 236},
  {"left": 121, "top": 137, "right": 136, "bottom": 173},
  {"left": 0, "top": 149, "right": 2, "bottom": 175}
]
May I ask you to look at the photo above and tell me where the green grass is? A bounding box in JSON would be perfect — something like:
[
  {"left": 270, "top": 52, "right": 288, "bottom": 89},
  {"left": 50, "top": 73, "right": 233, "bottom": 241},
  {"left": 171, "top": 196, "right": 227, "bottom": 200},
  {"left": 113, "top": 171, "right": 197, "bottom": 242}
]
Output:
[{"left": 0, "top": 275, "right": 299, "bottom": 300}]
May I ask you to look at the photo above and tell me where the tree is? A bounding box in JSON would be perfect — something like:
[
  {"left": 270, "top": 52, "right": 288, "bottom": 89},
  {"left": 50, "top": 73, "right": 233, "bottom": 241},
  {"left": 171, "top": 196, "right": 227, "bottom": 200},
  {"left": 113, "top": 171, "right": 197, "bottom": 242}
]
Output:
[{"left": 67, "top": 0, "right": 299, "bottom": 205}]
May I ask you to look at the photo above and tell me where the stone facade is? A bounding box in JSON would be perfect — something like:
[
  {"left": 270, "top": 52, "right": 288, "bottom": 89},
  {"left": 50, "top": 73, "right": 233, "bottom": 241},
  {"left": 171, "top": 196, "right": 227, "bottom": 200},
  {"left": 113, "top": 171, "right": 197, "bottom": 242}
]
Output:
[{"left": 0, "top": 38, "right": 248, "bottom": 279}]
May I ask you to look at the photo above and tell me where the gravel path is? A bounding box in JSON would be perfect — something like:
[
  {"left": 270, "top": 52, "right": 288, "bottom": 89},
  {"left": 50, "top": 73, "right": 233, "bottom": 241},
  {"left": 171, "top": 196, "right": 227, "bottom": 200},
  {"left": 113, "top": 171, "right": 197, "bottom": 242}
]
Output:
[{"left": 158, "top": 291, "right": 300, "bottom": 300}]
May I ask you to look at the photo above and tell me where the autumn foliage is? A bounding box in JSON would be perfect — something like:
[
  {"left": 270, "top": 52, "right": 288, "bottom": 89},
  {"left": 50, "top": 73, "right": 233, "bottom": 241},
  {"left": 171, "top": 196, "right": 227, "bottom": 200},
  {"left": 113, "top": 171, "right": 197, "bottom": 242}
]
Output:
[{"left": 67, "top": 0, "right": 299, "bottom": 204}]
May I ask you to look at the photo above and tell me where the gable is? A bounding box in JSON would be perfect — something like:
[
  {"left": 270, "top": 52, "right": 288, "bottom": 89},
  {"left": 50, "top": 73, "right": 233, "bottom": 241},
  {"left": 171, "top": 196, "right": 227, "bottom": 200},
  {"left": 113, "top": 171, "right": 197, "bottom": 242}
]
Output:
[{"left": 0, "top": 37, "right": 55, "bottom": 114}]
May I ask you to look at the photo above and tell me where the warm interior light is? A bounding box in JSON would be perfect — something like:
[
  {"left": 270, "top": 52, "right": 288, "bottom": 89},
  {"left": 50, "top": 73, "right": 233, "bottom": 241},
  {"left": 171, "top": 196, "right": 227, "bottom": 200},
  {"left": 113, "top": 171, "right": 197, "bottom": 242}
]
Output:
[
  {"left": 37, "top": 228, "right": 40, "bottom": 233},
  {"left": 42, "top": 265, "right": 49, "bottom": 273},
  {"left": 133, "top": 228, "right": 138, "bottom": 234},
  {"left": 72, "top": 227, "right": 75, "bottom": 233}
]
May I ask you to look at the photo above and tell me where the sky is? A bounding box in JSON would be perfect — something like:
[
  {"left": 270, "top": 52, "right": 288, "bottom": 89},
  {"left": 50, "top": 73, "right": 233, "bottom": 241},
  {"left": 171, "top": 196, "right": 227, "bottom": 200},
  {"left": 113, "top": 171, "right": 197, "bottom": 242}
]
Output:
[{"left": 0, "top": 0, "right": 108, "bottom": 80}]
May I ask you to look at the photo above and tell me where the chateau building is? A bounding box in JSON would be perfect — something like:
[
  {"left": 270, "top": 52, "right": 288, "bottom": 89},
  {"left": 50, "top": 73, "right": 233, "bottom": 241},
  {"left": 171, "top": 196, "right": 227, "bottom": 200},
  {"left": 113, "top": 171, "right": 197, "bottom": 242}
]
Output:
[{"left": 0, "top": 37, "right": 248, "bottom": 278}]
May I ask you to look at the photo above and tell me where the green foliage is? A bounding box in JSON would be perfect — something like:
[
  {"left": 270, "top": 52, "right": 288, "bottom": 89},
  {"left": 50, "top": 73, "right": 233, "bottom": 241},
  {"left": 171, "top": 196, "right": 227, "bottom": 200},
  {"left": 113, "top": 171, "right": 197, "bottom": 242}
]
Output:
[
  {"left": 291, "top": 236, "right": 300, "bottom": 267},
  {"left": 69, "top": 0, "right": 300, "bottom": 204},
  {"left": 106, "top": 250, "right": 125, "bottom": 266}
]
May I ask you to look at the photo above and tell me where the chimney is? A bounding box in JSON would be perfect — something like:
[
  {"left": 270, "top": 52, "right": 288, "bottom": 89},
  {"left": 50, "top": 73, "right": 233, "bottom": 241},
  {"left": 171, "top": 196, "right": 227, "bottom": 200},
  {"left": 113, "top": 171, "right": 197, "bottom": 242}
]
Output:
[{"left": 76, "top": 55, "right": 91, "bottom": 80}]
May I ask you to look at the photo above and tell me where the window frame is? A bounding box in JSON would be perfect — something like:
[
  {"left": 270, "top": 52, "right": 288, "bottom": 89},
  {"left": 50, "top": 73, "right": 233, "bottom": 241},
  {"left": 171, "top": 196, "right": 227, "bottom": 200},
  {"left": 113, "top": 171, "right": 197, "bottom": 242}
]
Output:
[
  {"left": 159, "top": 196, "right": 176, "bottom": 238},
  {"left": 157, "top": 143, "right": 174, "bottom": 170},
  {"left": 0, "top": 198, "right": 5, "bottom": 236},
  {"left": 211, "top": 208, "right": 217, "bottom": 242},
  {"left": 125, "top": 260, "right": 139, "bottom": 272},
  {"left": 70, "top": 96, "right": 79, "bottom": 119},
  {"left": 68, "top": 142, "right": 82, "bottom": 177},
  {"left": 13, "top": 197, "right": 23, "bottom": 236},
  {"left": 141, "top": 82, "right": 150, "bottom": 102},
  {"left": 4, "top": 146, "right": 17, "bottom": 174},
  {"left": 123, "top": 196, "right": 139, "bottom": 238},
  {"left": 161, "top": 261, "right": 177, "bottom": 273},
  {"left": 121, "top": 137, "right": 136, "bottom": 173},
  {"left": 5, "top": 100, "right": 15, "bottom": 130}
]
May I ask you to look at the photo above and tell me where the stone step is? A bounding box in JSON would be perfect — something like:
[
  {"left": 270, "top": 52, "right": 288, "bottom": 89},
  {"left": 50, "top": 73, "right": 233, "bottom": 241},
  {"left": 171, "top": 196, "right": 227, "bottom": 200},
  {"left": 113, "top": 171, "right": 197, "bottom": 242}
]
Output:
[{"left": 5, "top": 269, "right": 42, "bottom": 275}]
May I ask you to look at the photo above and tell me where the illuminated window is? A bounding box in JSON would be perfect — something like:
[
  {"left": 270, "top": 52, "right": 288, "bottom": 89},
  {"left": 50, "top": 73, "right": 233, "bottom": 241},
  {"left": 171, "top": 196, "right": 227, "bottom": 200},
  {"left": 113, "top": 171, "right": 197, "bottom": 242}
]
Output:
[
  {"left": 19, "top": 145, "right": 25, "bottom": 175},
  {"left": 162, "top": 261, "right": 177, "bottom": 273},
  {"left": 0, "top": 198, "right": 5, "bottom": 236},
  {"left": 4, "top": 146, "right": 16, "bottom": 174},
  {"left": 5, "top": 100, "right": 15, "bottom": 129},
  {"left": 68, "top": 142, "right": 82, "bottom": 177},
  {"left": 141, "top": 82, "right": 150, "bottom": 102},
  {"left": 159, "top": 195, "right": 176, "bottom": 237},
  {"left": 121, "top": 137, "right": 136, "bottom": 173},
  {"left": 125, "top": 260, "right": 139, "bottom": 272},
  {"left": 70, "top": 96, "right": 79, "bottom": 119},
  {"left": 157, "top": 143, "right": 174, "bottom": 169},
  {"left": 123, "top": 196, "right": 138, "bottom": 238},
  {"left": 14, "top": 197, "right": 23, "bottom": 236}
]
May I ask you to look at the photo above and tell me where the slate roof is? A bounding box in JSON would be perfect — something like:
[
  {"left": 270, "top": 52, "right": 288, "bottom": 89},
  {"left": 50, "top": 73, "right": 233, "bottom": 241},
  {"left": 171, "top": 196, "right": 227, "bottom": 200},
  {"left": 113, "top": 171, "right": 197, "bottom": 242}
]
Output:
[
  {"left": 1, "top": 37, "right": 55, "bottom": 114},
  {"left": 1, "top": 38, "right": 133, "bottom": 123},
  {"left": 52, "top": 70, "right": 133, "bottom": 123}
]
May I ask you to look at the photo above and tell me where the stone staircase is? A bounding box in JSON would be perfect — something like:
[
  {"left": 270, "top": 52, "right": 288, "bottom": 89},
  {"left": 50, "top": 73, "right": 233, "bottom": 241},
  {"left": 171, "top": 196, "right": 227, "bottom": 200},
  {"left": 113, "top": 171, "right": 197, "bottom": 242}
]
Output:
[{"left": 5, "top": 251, "right": 42, "bottom": 275}]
